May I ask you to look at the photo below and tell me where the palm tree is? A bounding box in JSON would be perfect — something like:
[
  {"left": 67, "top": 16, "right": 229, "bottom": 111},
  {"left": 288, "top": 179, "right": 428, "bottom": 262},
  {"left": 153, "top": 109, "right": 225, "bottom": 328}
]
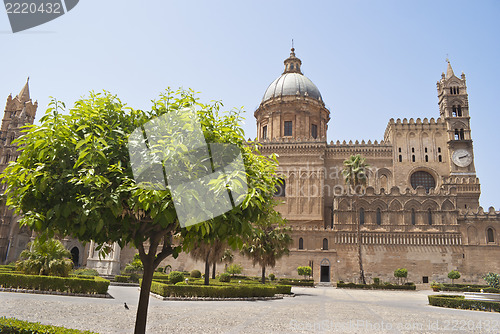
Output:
[
  {"left": 188, "top": 239, "right": 226, "bottom": 285},
  {"left": 342, "top": 154, "right": 369, "bottom": 285},
  {"left": 241, "top": 210, "right": 292, "bottom": 284},
  {"left": 16, "top": 237, "right": 73, "bottom": 276}
]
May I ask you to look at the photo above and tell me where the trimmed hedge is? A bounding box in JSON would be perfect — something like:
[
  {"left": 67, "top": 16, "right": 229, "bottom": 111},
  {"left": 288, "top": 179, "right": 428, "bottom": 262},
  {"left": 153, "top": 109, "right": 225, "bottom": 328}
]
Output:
[
  {"left": 443, "top": 283, "right": 490, "bottom": 289},
  {"left": 114, "top": 275, "right": 130, "bottom": 283},
  {"left": 441, "top": 286, "right": 500, "bottom": 293},
  {"left": 274, "top": 285, "right": 292, "bottom": 294},
  {"left": 0, "top": 317, "right": 97, "bottom": 333},
  {"left": 428, "top": 294, "right": 500, "bottom": 313},
  {"left": 337, "top": 282, "right": 416, "bottom": 290},
  {"left": 150, "top": 281, "right": 281, "bottom": 298},
  {"left": 278, "top": 278, "right": 314, "bottom": 287},
  {"left": 0, "top": 273, "right": 109, "bottom": 295}
]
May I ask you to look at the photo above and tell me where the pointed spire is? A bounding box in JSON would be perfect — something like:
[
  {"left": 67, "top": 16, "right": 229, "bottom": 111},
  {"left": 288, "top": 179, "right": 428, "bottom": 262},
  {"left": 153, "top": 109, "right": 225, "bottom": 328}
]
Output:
[
  {"left": 446, "top": 60, "right": 455, "bottom": 79},
  {"left": 17, "top": 77, "right": 30, "bottom": 102}
]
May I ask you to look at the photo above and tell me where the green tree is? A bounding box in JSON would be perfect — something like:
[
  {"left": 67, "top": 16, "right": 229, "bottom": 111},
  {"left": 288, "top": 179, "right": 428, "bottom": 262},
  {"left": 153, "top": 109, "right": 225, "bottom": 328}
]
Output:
[
  {"left": 448, "top": 270, "right": 461, "bottom": 284},
  {"left": 1, "top": 89, "right": 281, "bottom": 334},
  {"left": 241, "top": 209, "right": 292, "bottom": 284},
  {"left": 342, "top": 154, "right": 369, "bottom": 285},
  {"left": 16, "top": 237, "right": 73, "bottom": 277},
  {"left": 297, "top": 266, "right": 312, "bottom": 279},
  {"left": 394, "top": 268, "right": 408, "bottom": 285},
  {"left": 225, "top": 263, "right": 243, "bottom": 277}
]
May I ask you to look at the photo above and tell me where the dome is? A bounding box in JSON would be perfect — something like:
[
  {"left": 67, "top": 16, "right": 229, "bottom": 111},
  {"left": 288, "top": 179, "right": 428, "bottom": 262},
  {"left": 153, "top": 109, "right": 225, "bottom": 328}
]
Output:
[{"left": 262, "top": 72, "right": 322, "bottom": 102}]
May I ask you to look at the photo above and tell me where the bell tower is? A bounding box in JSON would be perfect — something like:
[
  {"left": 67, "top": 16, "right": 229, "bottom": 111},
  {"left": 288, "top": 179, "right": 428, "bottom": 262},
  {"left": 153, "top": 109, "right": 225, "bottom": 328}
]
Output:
[
  {"left": 437, "top": 61, "right": 476, "bottom": 176},
  {"left": 0, "top": 78, "right": 38, "bottom": 264}
]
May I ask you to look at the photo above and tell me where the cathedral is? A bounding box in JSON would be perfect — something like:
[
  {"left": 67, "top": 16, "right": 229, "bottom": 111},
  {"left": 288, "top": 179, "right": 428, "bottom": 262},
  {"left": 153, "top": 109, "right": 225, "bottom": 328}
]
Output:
[{"left": 1, "top": 49, "right": 499, "bottom": 284}]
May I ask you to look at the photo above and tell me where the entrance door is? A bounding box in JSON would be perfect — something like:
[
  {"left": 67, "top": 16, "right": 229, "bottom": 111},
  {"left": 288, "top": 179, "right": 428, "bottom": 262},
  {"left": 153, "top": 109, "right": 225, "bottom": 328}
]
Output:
[
  {"left": 320, "top": 265, "right": 330, "bottom": 282},
  {"left": 320, "top": 258, "right": 331, "bottom": 282}
]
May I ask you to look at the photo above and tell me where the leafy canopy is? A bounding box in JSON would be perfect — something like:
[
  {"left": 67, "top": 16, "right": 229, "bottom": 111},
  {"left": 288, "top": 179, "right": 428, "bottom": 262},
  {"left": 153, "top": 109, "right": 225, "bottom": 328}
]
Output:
[{"left": 2, "top": 89, "right": 281, "bottom": 254}]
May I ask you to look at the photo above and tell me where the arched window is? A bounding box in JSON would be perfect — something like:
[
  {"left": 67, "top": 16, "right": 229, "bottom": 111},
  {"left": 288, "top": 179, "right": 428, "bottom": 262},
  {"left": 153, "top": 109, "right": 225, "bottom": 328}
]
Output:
[
  {"left": 262, "top": 125, "right": 267, "bottom": 140},
  {"left": 376, "top": 208, "right": 381, "bottom": 225},
  {"left": 322, "top": 238, "right": 328, "bottom": 250},
  {"left": 399, "top": 155, "right": 402, "bottom": 162},
  {"left": 274, "top": 178, "right": 286, "bottom": 197},
  {"left": 487, "top": 228, "right": 495, "bottom": 243},
  {"left": 452, "top": 106, "right": 457, "bottom": 117},
  {"left": 425, "top": 155, "right": 428, "bottom": 162},
  {"left": 458, "top": 105, "right": 462, "bottom": 116},
  {"left": 284, "top": 121, "right": 293, "bottom": 136},
  {"left": 298, "top": 237, "right": 304, "bottom": 250},
  {"left": 410, "top": 171, "right": 436, "bottom": 193},
  {"left": 359, "top": 208, "right": 365, "bottom": 225},
  {"left": 311, "top": 124, "right": 318, "bottom": 139},
  {"left": 428, "top": 209, "right": 432, "bottom": 225},
  {"left": 411, "top": 209, "right": 416, "bottom": 225},
  {"left": 450, "top": 87, "right": 453, "bottom": 95},
  {"left": 460, "top": 129, "right": 465, "bottom": 140}
]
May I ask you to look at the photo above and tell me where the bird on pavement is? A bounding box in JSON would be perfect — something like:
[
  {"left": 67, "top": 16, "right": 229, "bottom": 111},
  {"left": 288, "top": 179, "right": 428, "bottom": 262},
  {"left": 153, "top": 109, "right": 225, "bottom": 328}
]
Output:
[{"left": 124, "top": 302, "right": 129, "bottom": 310}]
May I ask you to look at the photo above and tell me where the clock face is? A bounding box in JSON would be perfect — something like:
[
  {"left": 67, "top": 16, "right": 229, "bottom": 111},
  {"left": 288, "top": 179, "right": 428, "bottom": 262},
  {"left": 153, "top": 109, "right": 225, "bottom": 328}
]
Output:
[{"left": 452, "top": 149, "right": 473, "bottom": 167}]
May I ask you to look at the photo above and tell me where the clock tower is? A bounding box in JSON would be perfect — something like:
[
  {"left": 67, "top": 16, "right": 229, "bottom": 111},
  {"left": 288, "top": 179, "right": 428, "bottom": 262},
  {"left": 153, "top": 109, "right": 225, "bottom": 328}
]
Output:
[
  {"left": 437, "top": 61, "right": 476, "bottom": 175},
  {"left": 437, "top": 61, "right": 480, "bottom": 210}
]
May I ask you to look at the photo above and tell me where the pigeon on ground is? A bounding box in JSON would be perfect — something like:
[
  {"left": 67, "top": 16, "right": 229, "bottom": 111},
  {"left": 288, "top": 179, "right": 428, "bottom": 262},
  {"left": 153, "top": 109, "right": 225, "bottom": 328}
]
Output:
[{"left": 124, "top": 302, "right": 129, "bottom": 310}]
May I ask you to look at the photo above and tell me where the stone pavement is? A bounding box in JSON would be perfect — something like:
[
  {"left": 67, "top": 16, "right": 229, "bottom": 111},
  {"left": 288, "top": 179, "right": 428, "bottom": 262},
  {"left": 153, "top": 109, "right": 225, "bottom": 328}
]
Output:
[{"left": 0, "top": 286, "right": 499, "bottom": 333}]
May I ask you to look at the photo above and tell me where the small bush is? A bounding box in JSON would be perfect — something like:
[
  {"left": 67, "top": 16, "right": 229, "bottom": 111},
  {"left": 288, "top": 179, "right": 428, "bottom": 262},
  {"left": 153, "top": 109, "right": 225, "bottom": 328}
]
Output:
[
  {"left": 0, "top": 317, "right": 97, "bottom": 333},
  {"left": 428, "top": 294, "right": 500, "bottom": 313},
  {"left": 394, "top": 268, "right": 408, "bottom": 285},
  {"left": 373, "top": 277, "right": 380, "bottom": 285},
  {"left": 297, "top": 266, "right": 312, "bottom": 279},
  {"left": 175, "top": 281, "right": 187, "bottom": 286},
  {"left": 168, "top": 271, "right": 184, "bottom": 284},
  {"left": 448, "top": 270, "right": 461, "bottom": 284},
  {"left": 483, "top": 272, "right": 500, "bottom": 289},
  {"left": 225, "top": 264, "right": 243, "bottom": 277},
  {"left": 269, "top": 273, "right": 276, "bottom": 281},
  {"left": 219, "top": 273, "right": 231, "bottom": 282},
  {"left": 190, "top": 270, "right": 202, "bottom": 278}
]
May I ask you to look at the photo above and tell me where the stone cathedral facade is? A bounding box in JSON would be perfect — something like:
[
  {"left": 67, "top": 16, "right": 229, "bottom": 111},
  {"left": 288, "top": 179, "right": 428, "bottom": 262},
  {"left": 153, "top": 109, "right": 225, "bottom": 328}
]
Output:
[
  {"left": 250, "top": 49, "right": 500, "bottom": 283},
  {"left": 1, "top": 50, "right": 499, "bottom": 284}
]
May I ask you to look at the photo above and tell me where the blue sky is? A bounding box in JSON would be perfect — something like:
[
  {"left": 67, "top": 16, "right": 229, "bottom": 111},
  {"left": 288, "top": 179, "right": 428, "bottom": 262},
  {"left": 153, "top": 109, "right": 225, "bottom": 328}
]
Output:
[{"left": 1, "top": 0, "right": 499, "bottom": 208}]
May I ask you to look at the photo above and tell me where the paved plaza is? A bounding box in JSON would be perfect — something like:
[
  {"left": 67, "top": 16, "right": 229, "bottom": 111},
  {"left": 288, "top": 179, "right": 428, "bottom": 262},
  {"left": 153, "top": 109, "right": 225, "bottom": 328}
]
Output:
[{"left": 0, "top": 286, "right": 499, "bottom": 333}]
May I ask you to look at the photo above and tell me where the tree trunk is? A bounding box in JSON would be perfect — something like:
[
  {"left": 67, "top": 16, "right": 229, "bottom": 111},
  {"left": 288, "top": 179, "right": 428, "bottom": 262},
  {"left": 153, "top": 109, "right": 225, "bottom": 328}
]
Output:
[
  {"left": 212, "top": 262, "right": 216, "bottom": 279},
  {"left": 353, "top": 195, "right": 366, "bottom": 285},
  {"left": 261, "top": 266, "right": 266, "bottom": 284},
  {"left": 204, "top": 252, "right": 210, "bottom": 285},
  {"left": 134, "top": 255, "right": 154, "bottom": 334}
]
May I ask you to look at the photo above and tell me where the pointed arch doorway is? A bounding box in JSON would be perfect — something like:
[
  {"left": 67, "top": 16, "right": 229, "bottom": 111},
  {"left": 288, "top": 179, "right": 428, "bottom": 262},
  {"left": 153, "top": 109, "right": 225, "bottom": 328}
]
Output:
[{"left": 320, "top": 258, "right": 330, "bottom": 282}]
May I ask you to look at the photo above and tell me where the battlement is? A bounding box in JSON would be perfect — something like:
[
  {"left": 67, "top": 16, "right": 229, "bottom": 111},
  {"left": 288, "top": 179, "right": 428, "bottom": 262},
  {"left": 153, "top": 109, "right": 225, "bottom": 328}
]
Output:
[
  {"left": 463, "top": 206, "right": 500, "bottom": 219},
  {"left": 335, "top": 185, "right": 457, "bottom": 197}
]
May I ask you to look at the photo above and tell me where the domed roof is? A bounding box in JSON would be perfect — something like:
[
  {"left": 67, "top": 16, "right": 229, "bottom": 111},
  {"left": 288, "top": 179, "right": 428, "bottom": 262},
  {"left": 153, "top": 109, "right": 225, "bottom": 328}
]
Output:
[
  {"left": 262, "top": 48, "right": 322, "bottom": 103},
  {"left": 262, "top": 72, "right": 322, "bottom": 102}
]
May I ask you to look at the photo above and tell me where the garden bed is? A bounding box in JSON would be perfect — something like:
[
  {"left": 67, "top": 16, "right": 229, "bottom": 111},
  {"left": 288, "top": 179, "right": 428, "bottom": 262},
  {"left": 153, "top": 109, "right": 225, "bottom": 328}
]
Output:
[
  {"left": 149, "top": 281, "right": 291, "bottom": 298},
  {"left": 0, "top": 272, "right": 110, "bottom": 295},
  {"left": 428, "top": 294, "right": 500, "bottom": 313},
  {"left": 337, "top": 282, "right": 416, "bottom": 290}
]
